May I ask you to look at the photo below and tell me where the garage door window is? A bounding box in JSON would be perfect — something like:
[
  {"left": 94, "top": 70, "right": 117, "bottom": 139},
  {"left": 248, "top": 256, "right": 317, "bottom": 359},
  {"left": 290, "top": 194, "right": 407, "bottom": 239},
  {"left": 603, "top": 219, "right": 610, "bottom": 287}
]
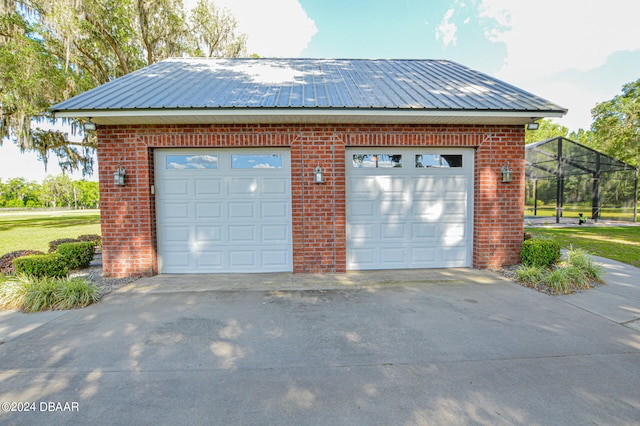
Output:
[
  {"left": 352, "top": 154, "right": 403, "bottom": 168},
  {"left": 415, "top": 154, "right": 463, "bottom": 168},
  {"left": 166, "top": 154, "right": 218, "bottom": 170},
  {"left": 232, "top": 154, "right": 283, "bottom": 169}
]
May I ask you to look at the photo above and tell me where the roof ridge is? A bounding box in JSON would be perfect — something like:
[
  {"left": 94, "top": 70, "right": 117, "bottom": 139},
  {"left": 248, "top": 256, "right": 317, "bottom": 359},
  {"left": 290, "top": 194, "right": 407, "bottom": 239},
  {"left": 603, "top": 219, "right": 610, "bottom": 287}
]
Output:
[{"left": 163, "top": 57, "right": 453, "bottom": 62}]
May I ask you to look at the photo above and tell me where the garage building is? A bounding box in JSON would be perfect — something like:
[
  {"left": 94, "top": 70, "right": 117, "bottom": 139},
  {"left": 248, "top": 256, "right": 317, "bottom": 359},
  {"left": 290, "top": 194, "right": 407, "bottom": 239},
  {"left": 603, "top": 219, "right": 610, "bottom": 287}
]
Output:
[{"left": 51, "top": 58, "right": 566, "bottom": 277}]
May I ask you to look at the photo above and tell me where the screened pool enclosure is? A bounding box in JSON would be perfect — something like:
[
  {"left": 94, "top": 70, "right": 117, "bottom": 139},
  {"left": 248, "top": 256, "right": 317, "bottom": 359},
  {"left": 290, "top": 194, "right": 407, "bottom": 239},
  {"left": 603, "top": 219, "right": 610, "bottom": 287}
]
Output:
[{"left": 525, "top": 137, "right": 638, "bottom": 223}]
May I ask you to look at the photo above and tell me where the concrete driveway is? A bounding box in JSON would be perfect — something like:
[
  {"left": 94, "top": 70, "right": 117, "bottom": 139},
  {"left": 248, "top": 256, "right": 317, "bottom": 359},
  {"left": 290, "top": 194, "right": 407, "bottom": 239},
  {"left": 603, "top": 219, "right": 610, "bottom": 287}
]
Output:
[{"left": 1, "top": 267, "right": 639, "bottom": 425}]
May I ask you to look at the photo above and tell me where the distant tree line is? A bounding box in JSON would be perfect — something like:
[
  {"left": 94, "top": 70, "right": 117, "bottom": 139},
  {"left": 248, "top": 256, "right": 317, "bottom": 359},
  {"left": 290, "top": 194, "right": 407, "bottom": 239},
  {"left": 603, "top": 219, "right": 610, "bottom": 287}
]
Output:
[{"left": 0, "top": 176, "right": 99, "bottom": 209}]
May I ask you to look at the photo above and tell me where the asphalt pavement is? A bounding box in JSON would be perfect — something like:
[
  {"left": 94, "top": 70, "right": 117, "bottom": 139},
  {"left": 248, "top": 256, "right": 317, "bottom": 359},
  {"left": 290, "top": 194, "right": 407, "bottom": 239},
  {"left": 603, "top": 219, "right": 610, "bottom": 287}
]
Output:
[{"left": 0, "top": 260, "right": 639, "bottom": 425}]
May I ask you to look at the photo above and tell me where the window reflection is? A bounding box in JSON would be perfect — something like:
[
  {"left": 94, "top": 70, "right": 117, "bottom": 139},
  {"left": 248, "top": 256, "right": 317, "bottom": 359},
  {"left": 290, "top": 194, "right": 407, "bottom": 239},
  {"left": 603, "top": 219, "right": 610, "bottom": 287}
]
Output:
[
  {"left": 353, "top": 154, "right": 402, "bottom": 168},
  {"left": 166, "top": 154, "right": 218, "bottom": 169},
  {"left": 415, "top": 154, "right": 462, "bottom": 168},
  {"left": 232, "top": 154, "right": 283, "bottom": 169}
]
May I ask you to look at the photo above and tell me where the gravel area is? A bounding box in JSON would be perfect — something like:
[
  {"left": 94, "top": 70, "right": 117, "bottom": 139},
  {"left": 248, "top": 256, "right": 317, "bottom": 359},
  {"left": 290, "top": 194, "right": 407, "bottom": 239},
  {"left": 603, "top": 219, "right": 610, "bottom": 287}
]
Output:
[{"left": 69, "top": 252, "right": 140, "bottom": 298}]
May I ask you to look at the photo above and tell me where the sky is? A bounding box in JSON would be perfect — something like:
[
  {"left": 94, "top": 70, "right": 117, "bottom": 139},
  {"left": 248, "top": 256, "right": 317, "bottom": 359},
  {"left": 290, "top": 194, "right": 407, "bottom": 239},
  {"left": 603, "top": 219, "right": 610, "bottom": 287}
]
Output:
[{"left": 2, "top": 0, "right": 639, "bottom": 182}]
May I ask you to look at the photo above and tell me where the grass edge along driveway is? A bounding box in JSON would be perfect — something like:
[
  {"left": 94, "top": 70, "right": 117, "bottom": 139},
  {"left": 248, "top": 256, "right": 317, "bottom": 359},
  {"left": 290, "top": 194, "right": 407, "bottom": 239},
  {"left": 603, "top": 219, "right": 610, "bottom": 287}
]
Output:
[
  {"left": 527, "top": 226, "right": 640, "bottom": 268},
  {"left": 0, "top": 210, "right": 101, "bottom": 255}
]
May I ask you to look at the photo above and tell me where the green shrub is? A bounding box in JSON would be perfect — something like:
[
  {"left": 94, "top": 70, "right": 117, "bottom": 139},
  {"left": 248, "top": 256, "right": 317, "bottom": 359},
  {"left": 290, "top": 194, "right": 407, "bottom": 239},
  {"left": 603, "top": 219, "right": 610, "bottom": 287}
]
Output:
[
  {"left": 0, "top": 250, "right": 45, "bottom": 274},
  {"left": 0, "top": 274, "right": 99, "bottom": 312},
  {"left": 48, "top": 238, "right": 79, "bottom": 253},
  {"left": 546, "top": 268, "right": 572, "bottom": 293},
  {"left": 515, "top": 265, "right": 546, "bottom": 285},
  {"left": 0, "top": 276, "right": 25, "bottom": 309},
  {"left": 13, "top": 254, "right": 68, "bottom": 279},
  {"left": 521, "top": 239, "right": 561, "bottom": 268},
  {"left": 77, "top": 234, "right": 102, "bottom": 249},
  {"left": 563, "top": 265, "right": 591, "bottom": 290},
  {"left": 57, "top": 241, "right": 95, "bottom": 270},
  {"left": 566, "top": 246, "right": 604, "bottom": 282},
  {"left": 21, "top": 276, "right": 58, "bottom": 312},
  {"left": 52, "top": 277, "right": 100, "bottom": 310}
]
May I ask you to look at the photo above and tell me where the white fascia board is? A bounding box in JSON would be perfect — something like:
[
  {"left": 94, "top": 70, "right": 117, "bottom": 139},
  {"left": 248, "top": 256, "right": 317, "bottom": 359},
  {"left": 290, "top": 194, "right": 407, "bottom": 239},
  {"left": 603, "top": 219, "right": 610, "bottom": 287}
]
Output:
[{"left": 53, "top": 108, "right": 566, "bottom": 125}]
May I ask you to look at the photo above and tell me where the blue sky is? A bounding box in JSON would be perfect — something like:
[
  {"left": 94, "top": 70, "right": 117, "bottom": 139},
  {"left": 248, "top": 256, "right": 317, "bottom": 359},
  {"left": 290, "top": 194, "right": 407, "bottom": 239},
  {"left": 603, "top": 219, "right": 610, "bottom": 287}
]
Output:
[{"left": 2, "top": 0, "right": 639, "bottom": 181}]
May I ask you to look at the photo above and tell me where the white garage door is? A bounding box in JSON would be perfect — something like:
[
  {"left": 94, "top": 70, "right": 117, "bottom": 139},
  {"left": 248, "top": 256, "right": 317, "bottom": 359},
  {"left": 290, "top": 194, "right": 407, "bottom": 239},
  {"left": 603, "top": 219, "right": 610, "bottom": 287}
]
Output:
[
  {"left": 155, "top": 149, "right": 292, "bottom": 273},
  {"left": 346, "top": 148, "right": 473, "bottom": 270}
]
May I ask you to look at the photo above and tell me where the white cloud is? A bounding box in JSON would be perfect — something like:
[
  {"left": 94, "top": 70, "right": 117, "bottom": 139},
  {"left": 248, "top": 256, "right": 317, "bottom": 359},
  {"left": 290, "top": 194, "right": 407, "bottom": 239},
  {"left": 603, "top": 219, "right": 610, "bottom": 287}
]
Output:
[
  {"left": 436, "top": 9, "right": 458, "bottom": 48},
  {"left": 522, "top": 80, "right": 600, "bottom": 131},
  {"left": 187, "top": 0, "right": 317, "bottom": 57},
  {"left": 477, "top": 0, "right": 640, "bottom": 130},
  {"left": 479, "top": 0, "right": 640, "bottom": 81}
]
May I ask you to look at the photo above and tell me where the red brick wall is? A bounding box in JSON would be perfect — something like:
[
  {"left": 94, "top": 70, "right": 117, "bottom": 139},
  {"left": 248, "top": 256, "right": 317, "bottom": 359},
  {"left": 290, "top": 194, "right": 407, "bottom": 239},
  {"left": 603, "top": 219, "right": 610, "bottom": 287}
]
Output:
[{"left": 96, "top": 124, "right": 524, "bottom": 277}]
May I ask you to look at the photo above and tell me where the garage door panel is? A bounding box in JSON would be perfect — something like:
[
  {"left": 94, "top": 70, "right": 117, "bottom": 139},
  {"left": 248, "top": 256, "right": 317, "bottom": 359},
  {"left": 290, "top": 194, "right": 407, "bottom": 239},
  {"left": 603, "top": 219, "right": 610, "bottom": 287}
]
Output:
[
  {"left": 161, "top": 250, "right": 190, "bottom": 270},
  {"left": 164, "top": 179, "right": 190, "bottom": 195},
  {"left": 443, "top": 177, "right": 467, "bottom": 190},
  {"left": 441, "top": 213, "right": 466, "bottom": 223},
  {"left": 262, "top": 178, "right": 288, "bottom": 194},
  {"left": 376, "top": 176, "right": 406, "bottom": 193},
  {"left": 164, "top": 227, "right": 190, "bottom": 242},
  {"left": 347, "top": 223, "right": 375, "bottom": 241},
  {"left": 196, "top": 251, "right": 224, "bottom": 268},
  {"left": 380, "top": 248, "right": 405, "bottom": 265},
  {"left": 443, "top": 246, "right": 467, "bottom": 262},
  {"left": 262, "top": 225, "right": 288, "bottom": 242},
  {"left": 156, "top": 149, "right": 292, "bottom": 273},
  {"left": 411, "top": 223, "right": 437, "bottom": 239},
  {"left": 410, "top": 247, "right": 436, "bottom": 263},
  {"left": 412, "top": 202, "right": 445, "bottom": 220},
  {"left": 194, "top": 225, "right": 222, "bottom": 243},
  {"left": 350, "top": 201, "right": 375, "bottom": 218},
  {"left": 349, "top": 177, "right": 379, "bottom": 197},
  {"left": 261, "top": 202, "right": 289, "bottom": 219},
  {"left": 195, "top": 179, "right": 222, "bottom": 195},
  {"left": 228, "top": 202, "right": 254, "bottom": 218},
  {"left": 413, "top": 178, "right": 438, "bottom": 193},
  {"left": 347, "top": 148, "right": 472, "bottom": 270},
  {"left": 381, "top": 223, "right": 406, "bottom": 239},
  {"left": 262, "top": 250, "right": 289, "bottom": 267},
  {"left": 379, "top": 193, "right": 406, "bottom": 203},
  {"left": 443, "top": 202, "right": 467, "bottom": 216},
  {"left": 229, "top": 250, "right": 256, "bottom": 267},
  {"left": 229, "top": 225, "right": 255, "bottom": 241},
  {"left": 443, "top": 224, "right": 466, "bottom": 243},
  {"left": 228, "top": 178, "right": 259, "bottom": 195},
  {"left": 380, "top": 201, "right": 410, "bottom": 217},
  {"left": 195, "top": 202, "right": 222, "bottom": 219},
  {"left": 348, "top": 248, "right": 375, "bottom": 268},
  {"left": 163, "top": 203, "right": 189, "bottom": 219}
]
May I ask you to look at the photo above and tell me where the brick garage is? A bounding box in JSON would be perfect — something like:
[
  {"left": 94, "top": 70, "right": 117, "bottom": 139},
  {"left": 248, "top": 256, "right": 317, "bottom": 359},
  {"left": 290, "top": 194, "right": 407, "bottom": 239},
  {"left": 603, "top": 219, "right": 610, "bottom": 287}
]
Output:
[{"left": 52, "top": 58, "right": 565, "bottom": 278}]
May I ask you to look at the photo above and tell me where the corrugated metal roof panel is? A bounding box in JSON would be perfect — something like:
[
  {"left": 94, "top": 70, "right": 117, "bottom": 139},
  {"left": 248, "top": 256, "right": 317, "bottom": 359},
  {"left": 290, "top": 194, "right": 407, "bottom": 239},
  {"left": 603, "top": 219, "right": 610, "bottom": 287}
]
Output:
[{"left": 51, "top": 58, "right": 566, "bottom": 115}]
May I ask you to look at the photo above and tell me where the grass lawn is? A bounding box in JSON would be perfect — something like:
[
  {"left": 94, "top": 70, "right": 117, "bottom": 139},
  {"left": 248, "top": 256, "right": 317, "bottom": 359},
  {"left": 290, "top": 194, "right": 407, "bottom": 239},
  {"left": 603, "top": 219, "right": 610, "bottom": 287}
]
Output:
[
  {"left": 0, "top": 210, "right": 101, "bottom": 256},
  {"left": 527, "top": 226, "right": 640, "bottom": 268},
  {"left": 525, "top": 206, "right": 637, "bottom": 221}
]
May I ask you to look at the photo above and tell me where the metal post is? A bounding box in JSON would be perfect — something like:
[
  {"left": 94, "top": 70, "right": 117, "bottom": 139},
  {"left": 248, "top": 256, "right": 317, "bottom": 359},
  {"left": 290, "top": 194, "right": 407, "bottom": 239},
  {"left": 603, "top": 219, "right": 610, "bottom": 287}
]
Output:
[
  {"left": 592, "top": 152, "right": 600, "bottom": 222},
  {"left": 634, "top": 168, "right": 639, "bottom": 223},
  {"left": 534, "top": 179, "right": 538, "bottom": 216},
  {"left": 556, "top": 138, "right": 563, "bottom": 224}
]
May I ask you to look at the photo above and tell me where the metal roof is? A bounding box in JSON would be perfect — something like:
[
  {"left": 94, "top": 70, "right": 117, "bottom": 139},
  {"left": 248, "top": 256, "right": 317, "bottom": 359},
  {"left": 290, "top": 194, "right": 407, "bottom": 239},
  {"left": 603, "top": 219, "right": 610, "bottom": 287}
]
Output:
[{"left": 51, "top": 58, "right": 567, "bottom": 125}]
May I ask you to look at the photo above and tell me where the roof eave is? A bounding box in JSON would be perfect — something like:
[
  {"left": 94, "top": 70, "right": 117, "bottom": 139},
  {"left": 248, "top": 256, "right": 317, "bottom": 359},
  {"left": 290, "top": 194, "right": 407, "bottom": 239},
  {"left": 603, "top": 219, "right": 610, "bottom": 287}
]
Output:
[{"left": 52, "top": 108, "right": 566, "bottom": 126}]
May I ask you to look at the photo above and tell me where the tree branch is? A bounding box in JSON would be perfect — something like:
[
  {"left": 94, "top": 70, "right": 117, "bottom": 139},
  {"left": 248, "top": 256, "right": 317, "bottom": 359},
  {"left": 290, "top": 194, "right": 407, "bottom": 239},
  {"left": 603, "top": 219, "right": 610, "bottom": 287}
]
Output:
[{"left": 84, "top": 13, "right": 130, "bottom": 75}]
